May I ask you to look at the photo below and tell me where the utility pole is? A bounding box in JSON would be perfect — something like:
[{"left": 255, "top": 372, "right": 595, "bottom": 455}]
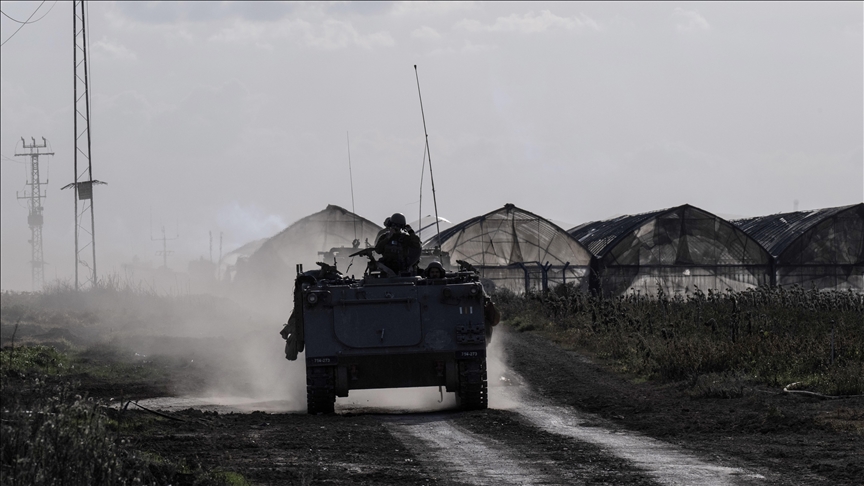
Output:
[
  {"left": 218, "top": 232, "right": 223, "bottom": 281},
  {"left": 150, "top": 213, "right": 178, "bottom": 269},
  {"left": 16, "top": 137, "right": 53, "bottom": 291},
  {"left": 61, "top": 1, "right": 105, "bottom": 290},
  {"left": 152, "top": 225, "right": 178, "bottom": 269}
]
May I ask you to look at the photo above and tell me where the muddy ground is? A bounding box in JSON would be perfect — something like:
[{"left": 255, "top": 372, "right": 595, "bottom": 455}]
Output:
[
  {"left": 10, "top": 328, "right": 864, "bottom": 485},
  {"left": 506, "top": 331, "right": 863, "bottom": 485},
  {"left": 55, "top": 327, "right": 860, "bottom": 486}
]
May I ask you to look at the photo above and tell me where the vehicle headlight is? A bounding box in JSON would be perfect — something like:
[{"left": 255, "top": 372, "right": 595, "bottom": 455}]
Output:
[
  {"left": 307, "top": 293, "right": 319, "bottom": 305},
  {"left": 469, "top": 285, "right": 480, "bottom": 296}
]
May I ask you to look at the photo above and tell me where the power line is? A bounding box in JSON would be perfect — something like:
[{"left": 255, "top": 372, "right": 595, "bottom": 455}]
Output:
[
  {"left": 2, "top": 153, "right": 24, "bottom": 164},
  {"left": 1, "top": 1, "right": 47, "bottom": 47},
  {"left": 1, "top": 1, "right": 56, "bottom": 24}
]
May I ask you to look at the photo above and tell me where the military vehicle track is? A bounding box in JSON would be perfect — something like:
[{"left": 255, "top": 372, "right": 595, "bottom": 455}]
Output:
[{"left": 456, "top": 359, "right": 488, "bottom": 410}]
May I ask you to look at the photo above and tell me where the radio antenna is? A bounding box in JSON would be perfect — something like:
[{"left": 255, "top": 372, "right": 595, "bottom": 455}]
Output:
[
  {"left": 414, "top": 65, "right": 441, "bottom": 246},
  {"left": 346, "top": 131, "right": 357, "bottom": 243},
  {"left": 418, "top": 140, "right": 427, "bottom": 238}
]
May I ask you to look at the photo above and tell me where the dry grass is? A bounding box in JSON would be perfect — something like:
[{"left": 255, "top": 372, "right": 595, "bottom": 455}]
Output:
[
  {"left": 495, "top": 285, "right": 864, "bottom": 396},
  {"left": 0, "top": 282, "right": 254, "bottom": 486},
  {"left": 815, "top": 406, "right": 864, "bottom": 436}
]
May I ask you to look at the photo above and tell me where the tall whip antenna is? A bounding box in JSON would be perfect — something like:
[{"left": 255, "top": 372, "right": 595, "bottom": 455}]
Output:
[
  {"left": 346, "top": 131, "right": 357, "bottom": 243},
  {"left": 418, "top": 141, "right": 427, "bottom": 237},
  {"left": 414, "top": 65, "right": 441, "bottom": 246}
]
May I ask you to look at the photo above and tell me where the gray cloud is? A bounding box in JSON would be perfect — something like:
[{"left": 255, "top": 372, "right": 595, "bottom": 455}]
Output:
[
  {"left": 1, "top": 1, "right": 861, "bottom": 290},
  {"left": 672, "top": 8, "right": 710, "bottom": 33},
  {"left": 456, "top": 10, "right": 602, "bottom": 33},
  {"left": 113, "top": 2, "right": 299, "bottom": 25}
]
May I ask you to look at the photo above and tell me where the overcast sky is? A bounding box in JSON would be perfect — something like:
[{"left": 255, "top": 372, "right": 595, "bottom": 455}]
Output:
[{"left": 1, "top": 1, "right": 862, "bottom": 290}]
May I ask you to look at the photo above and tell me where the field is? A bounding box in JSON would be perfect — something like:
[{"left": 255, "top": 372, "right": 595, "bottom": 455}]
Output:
[
  {"left": 1, "top": 284, "right": 862, "bottom": 485},
  {"left": 499, "top": 284, "right": 864, "bottom": 397}
]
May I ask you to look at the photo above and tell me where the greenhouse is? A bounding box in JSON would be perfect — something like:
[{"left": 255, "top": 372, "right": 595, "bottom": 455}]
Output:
[
  {"left": 424, "top": 203, "right": 593, "bottom": 292},
  {"left": 218, "top": 237, "right": 267, "bottom": 282},
  {"left": 569, "top": 204, "right": 773, "bottom": 296},
  {"left": 235, "top": 204, "right": 382, "bottom": 292},
  {"left": 733, "top": 203, "right": 864, "bottom": 290}
]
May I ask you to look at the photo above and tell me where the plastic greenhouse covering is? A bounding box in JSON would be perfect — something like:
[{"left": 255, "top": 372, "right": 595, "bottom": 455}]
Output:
[
  {"left": 236, "top": 205, "right": 382, "bottom": 289},
  {"left": 570, "top": 205, "right": 772, "bottom": 296},
  {"left": 222, "top": 201, "right": 861, "bottom": 306},
  {"left": 219, "top": 237, "right": 267, "bottom": 282},
  {"left": 734, "top": 203, "right": 864, "bottom": 290},
  {"left": 424, "top": 204, "right": 592, "bottom": 292}
]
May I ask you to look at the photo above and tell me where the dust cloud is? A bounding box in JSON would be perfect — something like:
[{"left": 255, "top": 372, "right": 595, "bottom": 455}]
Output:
[
  {"left": 2, "top": 217, "right": 519, "bottom": 415},
  {"left": 485, "top": 326, "right": 523, "bottom": 411},
  {"left": 325, "top": 316, "right": 521, "bottom": 414},
  {"left": 144, "top": 257, "right": 519, "bottom": 414},
  {"left": 131, "top": 286, "right": 515, "bottom": 415}
]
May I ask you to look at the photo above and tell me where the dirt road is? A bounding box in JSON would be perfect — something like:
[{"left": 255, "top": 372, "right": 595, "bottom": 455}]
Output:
[{"left": 125, "top": 328, "right": 862, "bottom": 485}]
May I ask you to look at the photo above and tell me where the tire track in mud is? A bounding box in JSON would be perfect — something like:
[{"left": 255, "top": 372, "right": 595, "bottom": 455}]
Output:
[
  {"left": 385, "top": 414, "right": 558, "bottom": 485},
  {"left": 495, "top": 329, "right": 779, "bottom": 485},
  {"left": 389, "top": 393, "right": 747, "bottom": 486},
  {"left": 507, "top": 390, "right": 766, "bottom": 486},
  {"left": 126, "top": 329, "right": 780, "bottom": 485},
  {"left": 393, "top": 396, "right": 767, "bottom": 485},
  {"left": 129, "top": 391, "right": 768, "bottom": 485}
]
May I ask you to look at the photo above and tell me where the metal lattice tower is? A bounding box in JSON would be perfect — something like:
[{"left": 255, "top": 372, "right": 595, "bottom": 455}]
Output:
[
  {"left": 62, "top": 1, "right": 104, "bottom": 290},
  {"left": 15, "top": 137, "right": 53, "bottom": 291}
]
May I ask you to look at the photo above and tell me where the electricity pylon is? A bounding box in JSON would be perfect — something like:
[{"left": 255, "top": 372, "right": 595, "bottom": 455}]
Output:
[
  {"left": 62, "top": 1, "right": 105, "bottom": 290},
  {"left": 15, "top": 137, "right": 53, "bottom": 291}
]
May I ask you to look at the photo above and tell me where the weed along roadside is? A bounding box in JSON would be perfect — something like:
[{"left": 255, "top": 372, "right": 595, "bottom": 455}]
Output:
[
  {"left": 496, "top": 285, "right": 864, "bottom": 486},
  {"left": 0, "top": 362, "right": 255, "bottom": 485},
  {"left": 497, "top": 284, "right": 864, "bottom": 398}
]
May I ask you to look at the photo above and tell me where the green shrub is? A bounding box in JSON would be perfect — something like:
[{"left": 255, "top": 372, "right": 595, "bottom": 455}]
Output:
[{"left": 1, "top": 346, "right": 70, "bottom": 376}]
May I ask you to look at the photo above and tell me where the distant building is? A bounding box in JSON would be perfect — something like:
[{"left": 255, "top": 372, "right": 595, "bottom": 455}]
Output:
[
  {"left": 733, "top": 203, "right": 864, "bottom": 290},
  {"left": 234, "top": 205, "right": 381, "bottom": 311},
  {"left": 570, "top": 204, "right": 773, "bottom": 296},
  {"left": 425, "top": 204, "right": 592, "bottom": 293},
  {"left": 219, "top": 237, "right": 268, "bottom": 282}
]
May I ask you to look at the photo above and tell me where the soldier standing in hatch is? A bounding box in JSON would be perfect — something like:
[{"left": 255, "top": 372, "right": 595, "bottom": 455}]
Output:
[
  {"left": 425, "top": 261, "right": 445, "bottom": 279},
  {"left": 374, "top": 212, "right": 422, "bottom": 274}
]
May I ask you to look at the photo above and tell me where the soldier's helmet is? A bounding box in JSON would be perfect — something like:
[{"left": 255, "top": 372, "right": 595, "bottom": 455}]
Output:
[
  {"left": 390, "top": 212, "right": 407, "bottom": 228},
  {"left": 425, "top": 260, "right": 445, "bottom": 278},
  {"left": 383, "top": 217, "right": 391, "bottom": 228}
]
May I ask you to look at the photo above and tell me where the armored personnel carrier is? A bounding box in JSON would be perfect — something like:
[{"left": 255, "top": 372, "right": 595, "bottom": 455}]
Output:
[{"left": 281, "top": 254, "right": 498, "bottom": 414}]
